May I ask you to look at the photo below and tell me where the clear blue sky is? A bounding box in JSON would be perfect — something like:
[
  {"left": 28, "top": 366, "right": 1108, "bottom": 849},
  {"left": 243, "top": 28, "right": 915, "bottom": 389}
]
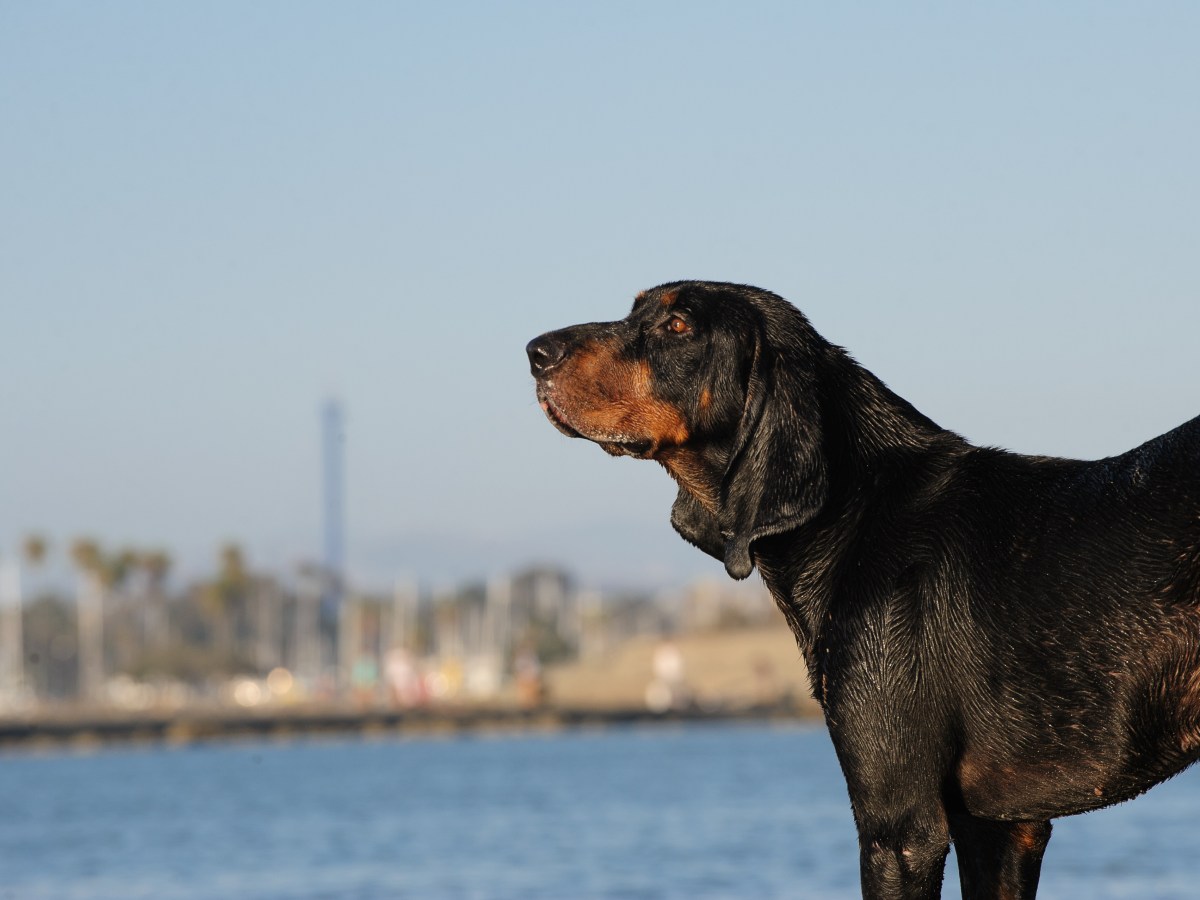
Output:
[{"left": 2, "top": 3, "right": 1198, "bottom": 591}]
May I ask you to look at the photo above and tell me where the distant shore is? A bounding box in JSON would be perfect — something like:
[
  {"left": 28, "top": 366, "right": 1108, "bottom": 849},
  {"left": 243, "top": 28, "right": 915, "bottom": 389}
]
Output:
[
  {"left": 0, "top": 625, "right": 822, "bottom": 750},
  {"left": 0, "top": 698, "right": 820, "bottom": 751}
]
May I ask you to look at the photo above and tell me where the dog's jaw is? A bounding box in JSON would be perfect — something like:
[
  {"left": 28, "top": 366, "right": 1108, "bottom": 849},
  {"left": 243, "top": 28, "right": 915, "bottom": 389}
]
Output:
[{"left": 536, "top": 387, "right": 657, "bottom": 458}]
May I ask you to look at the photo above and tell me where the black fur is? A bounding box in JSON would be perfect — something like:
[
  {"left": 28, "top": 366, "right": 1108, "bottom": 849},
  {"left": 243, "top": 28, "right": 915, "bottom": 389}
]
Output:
[{"left": 527, "top": 281, "right": 1200, "bottom": 900}]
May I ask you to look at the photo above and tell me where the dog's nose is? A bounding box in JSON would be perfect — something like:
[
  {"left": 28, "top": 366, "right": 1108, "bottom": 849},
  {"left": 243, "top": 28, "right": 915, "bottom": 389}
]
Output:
[{"left": 526, "top": 334, "right": 567, "bottom": 376}]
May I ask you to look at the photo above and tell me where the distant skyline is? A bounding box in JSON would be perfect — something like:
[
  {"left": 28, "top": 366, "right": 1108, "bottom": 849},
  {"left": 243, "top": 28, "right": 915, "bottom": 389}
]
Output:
[{"left": 2, "top": 4, "right": 1198, "bottom": 591}]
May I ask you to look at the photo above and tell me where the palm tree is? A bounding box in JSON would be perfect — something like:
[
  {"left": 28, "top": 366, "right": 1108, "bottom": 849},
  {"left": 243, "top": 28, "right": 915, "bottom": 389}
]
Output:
[
  {"left": 101, "top": 547, "right": 141, "bottom": 676},
  {"left": 7, "top": 535, "right": 51, "bottom": 700},
  {"left": 69, "top": 538, "right": 101, "bottom": 573},
  {"left": 141, "top": 550, "right": 172, "bottom": 669},
  {"left": 202, "top": 542, "right": 247, "bottom": 672},
  {"left": 22, "top": 535, "right": 48, "bottom": 568},
  {"left": 70, "top": 538, "right": 105, "bottom": 703},
  {"left": 109, "top": 548, "right": 138, "bottom": 590}
]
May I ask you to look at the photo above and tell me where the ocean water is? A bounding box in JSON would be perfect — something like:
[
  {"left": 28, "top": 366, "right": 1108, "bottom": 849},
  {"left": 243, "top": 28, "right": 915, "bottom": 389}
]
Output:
[{"left": 0, "top": 722, "right": 1198, "bottom": 899}]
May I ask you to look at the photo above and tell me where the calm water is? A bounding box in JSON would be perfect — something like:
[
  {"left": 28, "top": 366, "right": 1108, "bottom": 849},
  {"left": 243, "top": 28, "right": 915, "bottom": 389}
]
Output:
[{"left": 1, "top": 722, "right": 1199, "bottom": 899}]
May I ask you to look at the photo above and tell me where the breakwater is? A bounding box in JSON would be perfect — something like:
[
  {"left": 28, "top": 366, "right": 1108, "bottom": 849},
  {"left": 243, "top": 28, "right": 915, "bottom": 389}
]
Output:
[{"left": 0, "top": 699, "right": 816, "bottom": 750}]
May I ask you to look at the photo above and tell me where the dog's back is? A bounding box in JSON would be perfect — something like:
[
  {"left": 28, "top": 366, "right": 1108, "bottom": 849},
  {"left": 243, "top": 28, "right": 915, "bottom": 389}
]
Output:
[{"left": 928, "top": 416, "right": 1200, "bottom": 818}]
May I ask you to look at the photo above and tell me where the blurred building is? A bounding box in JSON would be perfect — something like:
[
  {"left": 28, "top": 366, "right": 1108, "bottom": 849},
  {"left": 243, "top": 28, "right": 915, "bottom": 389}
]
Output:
[{"left": 0, "top": 534, "right": 787, "bottom": 713}]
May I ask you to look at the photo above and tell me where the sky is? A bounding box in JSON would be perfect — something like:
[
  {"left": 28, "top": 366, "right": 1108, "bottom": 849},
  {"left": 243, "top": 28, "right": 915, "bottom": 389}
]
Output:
[{"left": 2, "top": 3, "right": 1198, "bottom": 592}]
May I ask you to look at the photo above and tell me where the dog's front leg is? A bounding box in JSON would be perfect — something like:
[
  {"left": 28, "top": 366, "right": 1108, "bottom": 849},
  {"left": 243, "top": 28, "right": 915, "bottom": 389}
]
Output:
[
  {"left": 949, "top": 814, "right": 1051, "bottom": 900},
  {"left": 853, "top": 802, "right": 951, "bottom": 900}
]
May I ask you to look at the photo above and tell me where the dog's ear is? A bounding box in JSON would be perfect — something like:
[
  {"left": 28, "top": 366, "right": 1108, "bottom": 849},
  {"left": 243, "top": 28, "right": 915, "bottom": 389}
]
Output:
[
  {"left": 668, "top": 300, "right": 829, "bottom": 580},
  {"left": 715, "top": 316, "right": 828, "bottom": 579}
]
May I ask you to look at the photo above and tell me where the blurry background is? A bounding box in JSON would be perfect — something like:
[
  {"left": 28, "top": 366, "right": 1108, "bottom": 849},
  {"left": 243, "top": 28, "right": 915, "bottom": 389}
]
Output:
[{"left": 0, "top": 3, "right": 1197, "bottom": 714}]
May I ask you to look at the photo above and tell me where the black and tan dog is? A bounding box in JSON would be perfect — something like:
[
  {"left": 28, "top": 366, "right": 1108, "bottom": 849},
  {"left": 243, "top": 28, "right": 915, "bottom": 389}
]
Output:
[{"left": 527, "top": 281, "right": 1200, "bottom": 900}]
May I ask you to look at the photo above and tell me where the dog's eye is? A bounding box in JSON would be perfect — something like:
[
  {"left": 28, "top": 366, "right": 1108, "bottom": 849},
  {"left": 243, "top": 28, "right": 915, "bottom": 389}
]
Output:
[{"left": 664, "top": 315, "right": 691, "bottom": 335}]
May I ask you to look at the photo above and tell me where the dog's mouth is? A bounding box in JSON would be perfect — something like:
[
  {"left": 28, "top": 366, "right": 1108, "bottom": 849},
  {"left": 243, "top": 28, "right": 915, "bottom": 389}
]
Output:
[
  {"left": 539, "top": 394, "right": 584, "bottom": 439},
  {"left": 599, "top": 438, "right": 654, "bottom": 459},
  {"left": 537, "top": 391, "right": 655, "bottom": 458}
]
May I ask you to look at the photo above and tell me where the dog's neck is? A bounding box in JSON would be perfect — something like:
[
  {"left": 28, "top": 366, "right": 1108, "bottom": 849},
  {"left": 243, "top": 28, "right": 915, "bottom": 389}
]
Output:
[
  {"left": 656, "top": 345, "right": 969, "bottom": 651},
  {"left": 819, "top": 350, "right": 959, "bottom": 470},
  {"left": 656, "top": 444, "right": 729, "bottom": 517},
  {"left": 758, "top": 350, "right": 968, "bottom": 649},
  {"left": 661, "top": 349, "right": 961, "bottom": 517}
]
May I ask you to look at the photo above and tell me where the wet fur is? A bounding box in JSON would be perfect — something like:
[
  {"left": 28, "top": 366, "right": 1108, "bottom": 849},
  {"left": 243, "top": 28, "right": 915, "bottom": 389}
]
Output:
[{"left": 527, "top": 281, "right": 1200, "bottom": 900}]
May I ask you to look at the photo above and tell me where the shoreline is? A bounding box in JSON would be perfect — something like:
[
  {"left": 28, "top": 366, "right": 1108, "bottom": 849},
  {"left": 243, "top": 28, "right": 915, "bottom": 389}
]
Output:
[{"left": 0, "top": 699, "right": 821, "bottom": 752}]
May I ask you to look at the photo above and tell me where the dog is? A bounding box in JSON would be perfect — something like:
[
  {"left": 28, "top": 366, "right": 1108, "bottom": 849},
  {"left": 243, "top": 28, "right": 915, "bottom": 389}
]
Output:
[{"left": 526, "top": 281, "right": 1200, "bottom": 900}]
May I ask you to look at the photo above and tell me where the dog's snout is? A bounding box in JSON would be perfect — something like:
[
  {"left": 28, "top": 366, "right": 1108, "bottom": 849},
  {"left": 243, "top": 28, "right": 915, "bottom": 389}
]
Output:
[{"left": 526, "top": 334, "right": 567, "bottom": 376}]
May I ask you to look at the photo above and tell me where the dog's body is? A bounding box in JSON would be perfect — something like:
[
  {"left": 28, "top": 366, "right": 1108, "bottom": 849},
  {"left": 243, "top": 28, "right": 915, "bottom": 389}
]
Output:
[{"left": 527, "top": 281, "right": 1200, "bottom": 899}]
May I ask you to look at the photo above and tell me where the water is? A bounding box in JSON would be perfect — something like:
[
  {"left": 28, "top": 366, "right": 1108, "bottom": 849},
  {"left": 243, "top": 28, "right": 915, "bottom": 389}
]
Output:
[{"left": 0, "top": 722, "right": 1198, "bottom": 899}]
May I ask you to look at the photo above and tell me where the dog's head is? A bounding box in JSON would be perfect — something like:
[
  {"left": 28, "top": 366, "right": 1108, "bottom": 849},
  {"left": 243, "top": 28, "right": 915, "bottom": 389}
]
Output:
[{"left": 527, "top": 281, "right": 829, "bottom": 579}]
